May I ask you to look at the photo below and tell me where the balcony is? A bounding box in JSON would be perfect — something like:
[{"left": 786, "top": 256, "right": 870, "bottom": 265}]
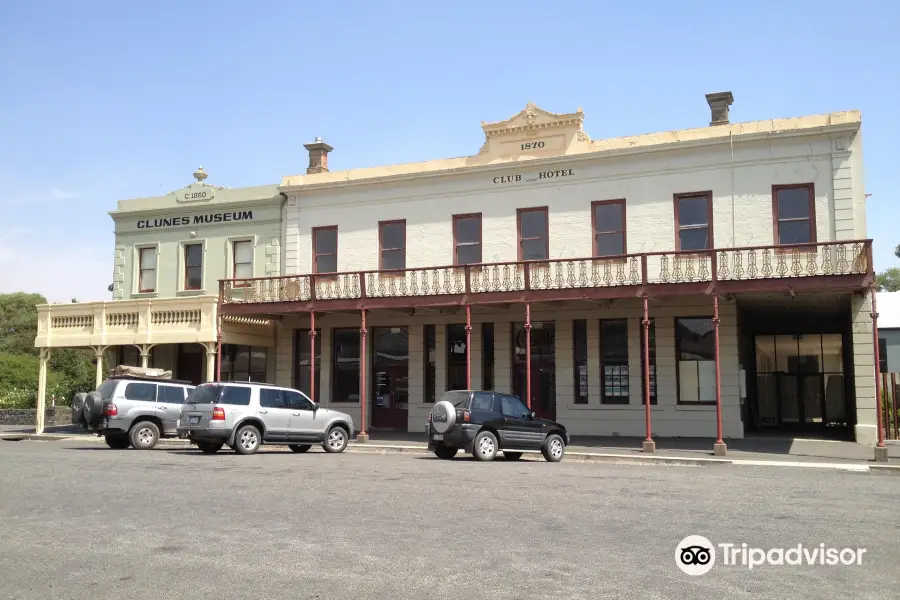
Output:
[{"left": 218, "top": 240, "right": 874, "bottom": 314}]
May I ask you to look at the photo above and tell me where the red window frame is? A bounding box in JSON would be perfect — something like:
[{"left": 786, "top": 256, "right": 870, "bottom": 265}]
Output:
[
  {"left": 516, "top": 207, "right": 549, "bottom": 261},
  {"left": 183, "top": 243, "right": 203, "bottom": 291},
  {"left": 452, "top": 213, "right": 483, "bottom": 265},
  {"left": 138, "top": 247, "right": 156, "bottom": 293},
  {"left": 673, "top": 191, "right": 714, "bottom": 252},
  {"left": 312, "top": 226, "right": 338, "bottom": 274},
  {"left": 378, "top": 219, "right": 407, "bottom": 271},
  {"left": 591, "top": 199, "right": 627, "bottom": 257},
  {"left": 772, "top": 183, "right": 817, "bottom": 245}
]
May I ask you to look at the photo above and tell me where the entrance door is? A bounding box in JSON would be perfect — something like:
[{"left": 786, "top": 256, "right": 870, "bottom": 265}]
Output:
[
  {"left": 512, "top": 321, "right": 556, "bottom": 421},
  {"left": 176, "top": 344, "right": 205, "bottom": 385},
  {"left": 370, "top": 327, "right": 409, "bottom": 430}
]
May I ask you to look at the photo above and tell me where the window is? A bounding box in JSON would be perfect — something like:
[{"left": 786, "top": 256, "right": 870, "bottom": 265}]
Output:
[
  {"left": 220, "top": 345, "right": 267, "bottom": 382},
  {"left": 573, "top": 319, "right": 588, "bottom": 404},
  {"left": 158, "top": 385, "right": 185, "bottom": 404},
  {"left": 471, "top": 391, "right": 495, "bottom": 412},
  {"left": 773, "top": 184, "right": 816, "bottom": 245},
  {"left": 592, "top": 200, "right": 626, "bottom": 257},
  {"left": 138, "top": 247, "right": 157, "bottom": 293},
  {"left": 676, "top": 317, "right": 716, "bottom": 404},
  {"left": 312, "top": 226, "right": 338, "bottom": 273},
  {"left": 124, "top": 382, "right": 156, "bottom": 402},
  {"left": 233, "top": 240, "right": 253, "bottom": 280},
  {"left": 446, "top": 324, "right": 467, "bottom": 391},
  {"left": 453, "top": 214, "right": 482, "bottom": 265},
  {"left": 286, "top": 390, "right": 315, "bottom": 411},
  {"left": 601, "top": 320, "right": 630, "bottom": 404},
  {"left": 500, "top": 394, "right": 531, "bottom": 418},
  {"left": 424, "top": 325, "right": 436, "bottom": 402},
  {"left": 517, "top": 207, "right": 549, "bottom": 260},
  {"left": 379, "top": 220, "right": 406, "bottom": 270},
  {"left": 294, "top": 329, "right": 321, "bottom": 402},
  {"left": 332, "top": 328, "right": 360, "bottom": 403},
  {"left": 220, "top": 386, "right": 251, "bottom": 406},
  {"left": 482, "top": 323, "right": 494, "bottom": 391},
  {"left": 259, "top": 388, "right": 286, "bottom": 408},
  {"left": 640, "top": 318, "right": 657, "bottom": 405},
  {"left": 674, "top": 192, "right": 712, "bottom": 251},
  {"left": 184, "top": 243, "right": 203, "bottom": 290},
  {"left": 879, "top": 338, "right": 888, "bottom": 374}
]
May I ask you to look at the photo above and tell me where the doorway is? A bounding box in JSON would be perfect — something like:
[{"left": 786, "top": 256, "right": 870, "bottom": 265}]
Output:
[
  {"left": 176, "top": 344, "right": 205, "bottom": 385},
  {"left": 512, "top": 321, "right": 556, "bottom": 421},
  {"left": 370, "top": 327, "right": 409, "bottom": 430}
]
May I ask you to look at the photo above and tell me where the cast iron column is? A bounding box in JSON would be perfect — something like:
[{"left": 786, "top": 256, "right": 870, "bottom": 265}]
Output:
[
  {"left": 871, "top": 287, "right": 888, "bottom": 462},
  {"left": 358, "top": 309, "right": 369, "bottom": 442},
  {"left": 525, "top": 302, "right": 532, "bottom": 410},
  {"left": 642, "top": 295, "right": 655, "bottom": 454},
  {"left": 713, "top": 295, "right": 727, "bottom": 456},
  {"left": 215, "top": 315, "right": 223, "bottom": 381},
  {"left": 465, "top": 304, "right": 472, "bottom": 389},
  {"left": 309, "top": 311, "right": 317, "bottom": 402}
]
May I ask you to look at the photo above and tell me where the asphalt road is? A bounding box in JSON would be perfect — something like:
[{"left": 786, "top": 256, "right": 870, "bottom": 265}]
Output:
[{"left": 0, "top": 438, "right": 897, "bottom": 600}]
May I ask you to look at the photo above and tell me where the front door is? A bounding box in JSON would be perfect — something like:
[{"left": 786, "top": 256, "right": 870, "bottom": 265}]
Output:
[
  {"left": 177, "top": 344, "right": 205, "bottom": 385},
  {"left": 512, "top": 321, "right": 556, "bottom": 421},
  {"left": 497, "top": 393, "right": 544, "bottom": 449},
  {"left": 285, "top": 389, "right": 320, "bottom": 441},
  {"left": 257, "top": 388, "right": 292, "bottom": 441},
  {"left": 370, "top": 327, "right": 409, "bottom": 430}
]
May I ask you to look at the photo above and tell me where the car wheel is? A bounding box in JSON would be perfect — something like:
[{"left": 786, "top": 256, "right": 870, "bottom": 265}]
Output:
[
  {"left": 473, "top": 430, "right": 498, "bottom": 462},
  {"left": 234, "top": 424, "right": 261, "bottom": 455},
  {"left": 104, "top": 433, "right": 130, "bottom": 449},
  {"left": 129, "top": 421, "right": 160, "bottom": 450},
  {"left": 197, "top": 441, "right": 224, "bottom": 454},
  {"left": 289, "top": 444, "right": 312, "bottom": 453},
  {"left": 541, "top": 433, "right": 565, "bottom": 463},
  {"left": 434, "top": 443, "right": 458, "bottom": 460},
  {"left": 502, "top": 451, "right": 522, "bottom": 461},
  {"left": 323, "top": 426, "right": 348, "bottom": 453}
]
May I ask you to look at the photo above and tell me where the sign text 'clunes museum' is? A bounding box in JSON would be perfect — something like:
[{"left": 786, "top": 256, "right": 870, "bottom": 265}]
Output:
[{"left": 136, "top": 210, "right": 253, "bottom": 229}]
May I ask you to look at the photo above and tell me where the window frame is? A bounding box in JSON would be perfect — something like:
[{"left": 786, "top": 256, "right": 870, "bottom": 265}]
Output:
[
  {"left": 640, "top": 318, "right": 657, "bottom": 405},
  {"left": 424, "top": 324, "right": 436, "bottom": 403},
  {"left": 331, "top": 327, "right": 361, "bottom": 403},
  {"left": 516, "top": 206, "right": 549, "bottom": 261},
  {"left": 591, "top": 199, "right": 627, "bottom": 258},
  {"left": 674, "top": 316, "right": 717, "bottom": 405},
  {"left": 219, "top": 344, "right": 267, "bottom": 383},
  {"left": 673, "top": 191, "right": 714, "bottom": 252},
  {"left": 378, "top": 219, "right": 407, "bottom": 271},
  {"left": 452, "top": 213, "right": 483, "bottom": 266},
  {"left": 232, "top": 239, "right": 254, "bottom": 280},
  {"left": 183, "top": 242, "right": 204, "bottom": 291},
  {"left": 312, "top": 226, "right": 338, "bottom": 274},
  {"left": 137, "top": 246, "right": 158, "bottom": 294},
  {"left": 600, "top": 319, "right": 631, "bottom": 405},
  {"left": 293, "top": 328, "right": 322, "bottom": 403},
  {"left": 573, "top": 319, "right": 589, "bottom": 404},
  {"left": 772, "top": 183, "right": 817, "bottom": 246}
]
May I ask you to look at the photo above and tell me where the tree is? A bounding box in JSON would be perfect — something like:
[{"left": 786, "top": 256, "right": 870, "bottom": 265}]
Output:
[
  {"left": 876, "top": 267, "right": 900, "bottom": 292},
  {"left": 0, "top": 292, "right": 46, "bottom": 356}
]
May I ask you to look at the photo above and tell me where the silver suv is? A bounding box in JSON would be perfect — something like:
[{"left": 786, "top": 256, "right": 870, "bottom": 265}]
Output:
[
  {"left": 82, "top": 375, "right": 196, "bottom": 450},
  {"left": 176, "top": 382, "right": 354, "bottom": 455}
]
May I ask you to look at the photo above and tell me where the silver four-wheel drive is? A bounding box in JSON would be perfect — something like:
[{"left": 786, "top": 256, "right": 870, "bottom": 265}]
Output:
[
  {"left": 176, "top": 382, "right": 354, "bottom": 456},
  {"left": 73, "top": 367, "right": 196, "bottom": 450}
]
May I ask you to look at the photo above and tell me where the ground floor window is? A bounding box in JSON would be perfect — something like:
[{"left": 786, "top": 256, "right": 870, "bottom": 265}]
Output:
[
  {"left": 116, "top": 345, "right": 141, "bottom": 367},
  {"left": 424, "top": 325, "right": 436, "bottom": 402},
  {"left": 482, "top": 323, "right": 494, "bottom": 391},
  {"left": 220, "top": 344, "right": 267, "bottom": 383},
  {"left": 675, "top": 318, "right": 715, "bottom": 404},
  {"left": 447, "top": 324, "right": 467, "bottom": 391},
  {"left": 512, "top": 321, "right": 556, "bottom": 420},
  {"left": 294, "top": 328, "right": 321, "bottom": 402},
  {"left": 879, "top": 338, "right": 888, "bottom": 373},
  {"left": 641, "top": 318, "right": 657, "bottom": 405},
  {"left": 573, "top": 319, "right": 588, "bottom": 404},
  {"left": 600, "top": 319, "right": 629, "bottom": 404},
  {"left": 332, "top": 328, "right": 360, "bottom": 402}
]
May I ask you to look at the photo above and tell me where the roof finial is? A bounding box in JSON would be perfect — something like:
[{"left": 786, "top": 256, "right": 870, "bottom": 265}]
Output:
[{"left": 193, "top": 166, "right": 208, "bottom": 183}]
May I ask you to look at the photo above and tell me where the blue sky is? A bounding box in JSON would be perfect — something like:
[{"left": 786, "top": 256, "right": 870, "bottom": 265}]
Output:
[{"left": 1, "top": 0, "right": 898, "bottom": 302}]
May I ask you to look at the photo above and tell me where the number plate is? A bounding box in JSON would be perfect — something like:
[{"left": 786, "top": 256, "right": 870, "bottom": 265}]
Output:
[
  {"left": 189, "top": 416, "right": 201, "bottom": 425},
  {"left": 432, "top": 433, "right": 443, "bottom": 441}
]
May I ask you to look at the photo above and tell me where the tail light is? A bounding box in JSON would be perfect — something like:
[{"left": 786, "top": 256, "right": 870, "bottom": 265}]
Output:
[
  {"left": 103, "top": 403, "right": 118, "bottom": 417},
  {"left": 427, "top": 414, "right": 432, "bottom": 423},
  {"left": 457, "top": 410, "right": 471, "bottom": 423},
  {"left": 212, "top": 407, "right": 226, "bottom": 421}
]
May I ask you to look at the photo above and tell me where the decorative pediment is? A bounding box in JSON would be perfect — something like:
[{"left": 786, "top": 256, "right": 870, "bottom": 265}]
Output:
[
  {"left": 169, "top": 166, "right": 225, "bottom": 203},
  {"left": 481, "top": 102, "right": 585, "bottom": 138},
  {"left": 476, "top": 102, "right": 592, "bottom": 158}
]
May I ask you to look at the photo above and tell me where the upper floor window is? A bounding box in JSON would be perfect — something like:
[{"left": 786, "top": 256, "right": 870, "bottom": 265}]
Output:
[
  {"left": 184, "top": 243, "right": 203, "bottom": 290},
  {"left": 453, "top": 213, "right": 482, "bottom": 265},
  {"left": 233, "top": 240, "right": 253, "bottom": 279},
  {"left": 592, "top": 200, "right": 626, "bottom": 257},
  {"left": 674, "top": 192, "right": 712, "bottom": 251},
  {"left": 379, "top": 220, "right": 406, "bottom": 270},
  {"left": 773, "top": 184, "right": 816, "bottom": 245},
  {"left": 312, "top": 226, "right": 338, "bottom": 273},
  {"left": 518, "top": 207, "right": 549, "bottom": 260},
  {"left": 138, "top": 247, "right": 156, "bottom": 293}
]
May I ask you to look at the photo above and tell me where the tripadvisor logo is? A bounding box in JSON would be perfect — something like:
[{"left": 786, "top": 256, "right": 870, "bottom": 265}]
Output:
[{"left": 675, "top": 536, "right": 867, "bottom": 575}]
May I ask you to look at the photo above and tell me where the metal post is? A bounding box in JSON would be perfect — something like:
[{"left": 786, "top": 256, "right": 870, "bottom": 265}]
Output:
[
  {"left": 871, "top": 287, "right": 887, "bottom": 461},
  {"left": 642, "top": 295, "right": 655, "bottom": 454},
  {"left": 215, "top": 315, "right": 223, "bottom": 381},
  {"left": 310, "top": 311, "right": 317, "bottom": 402},
  {"left": 525, "top": 302, "right": 532, "bottom": 410},
  {"left": 358, "top": 309, "right": 369, "bottom": 442},
  {"left": 713, "top": 295, "right": 727, "bottom": 456},
  {"left": 465, "top": 304, "right": 472, "bottom": 389}
]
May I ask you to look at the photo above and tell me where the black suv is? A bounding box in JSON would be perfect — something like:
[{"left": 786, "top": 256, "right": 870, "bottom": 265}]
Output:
[{"left": 425, "top": 390, "right": 569, "bottom": 462}]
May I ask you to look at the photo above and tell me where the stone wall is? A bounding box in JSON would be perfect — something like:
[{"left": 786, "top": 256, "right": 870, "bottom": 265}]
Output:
[{"left": 0, "top": 406, "right": 71, "bottom": 427}]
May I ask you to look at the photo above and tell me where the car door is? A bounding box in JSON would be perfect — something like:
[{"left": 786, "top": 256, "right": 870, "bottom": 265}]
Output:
[
  {"left": 284, "top": 390, "right": 319, "bottom": 441},
  {"left": 499, "top": 394, "right": 543, "bottom": 449},
  {"left": 257, "top": 388, "right": 292, "bottom": 441},
  {"left": 156, "top": 384, "right": 186, "bottom": 434}
]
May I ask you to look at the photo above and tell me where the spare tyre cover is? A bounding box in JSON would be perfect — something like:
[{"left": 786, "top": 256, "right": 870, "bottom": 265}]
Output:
[
  {"left": 70, "top": 392, "right": 87, "bottom": 424},
  {"left": 83, "top": 391, "right": 104, "bottom": 426},
  {"left": 430, "top": 400, "right": 457, "bottom": 434}
]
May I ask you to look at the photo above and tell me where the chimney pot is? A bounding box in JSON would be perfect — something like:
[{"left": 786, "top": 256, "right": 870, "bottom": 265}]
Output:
[
  {"left": 705, "top": 91, "right": 734, "bottom": 126},
  {"left": 304, "top": 138, "right": 333, "bottom": 174}
]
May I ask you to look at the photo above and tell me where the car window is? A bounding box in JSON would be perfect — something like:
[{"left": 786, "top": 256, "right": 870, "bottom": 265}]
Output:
[
  {"left": 98, "top": 380, "right": 118, "bottom": 400},
  {"left": 123, "top": 382, "right": 156, "bottom": 402},
  {"left": 500, "top": 395, "right": 531, "bottom": 418},
  {"left": 187, "top": 385, "right": 221, "bottom": 404},
  {"left": 158, "top": 385, "right": 185, "bottom": 404},
  {"left": 439, "top": 390, "right": 471, "bottom": 408},
  {"left": 471, "top": 392, "right": 494, "bottom": 412},
  {"left": 220, "top": 386, "right": 252, "bottom": 406},
  {"left": 259, "top": 388, "right": 285, "bottom": 408},
  {"left": 285, "top": 390, "right": 314, "bottom": 411}
]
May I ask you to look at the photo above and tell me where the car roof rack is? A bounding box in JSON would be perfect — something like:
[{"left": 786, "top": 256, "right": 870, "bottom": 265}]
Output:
[
  {"left": 216, "top": 380, "right": 284, "bottom": 388},
  {"left": 107, "top": 374, "right": 194, "bottom": 386}
]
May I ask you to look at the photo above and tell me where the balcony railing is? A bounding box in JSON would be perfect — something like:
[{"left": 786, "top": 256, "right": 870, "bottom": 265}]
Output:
[{"left": 219, "top": 240, "right": 873, "bottom": 306}]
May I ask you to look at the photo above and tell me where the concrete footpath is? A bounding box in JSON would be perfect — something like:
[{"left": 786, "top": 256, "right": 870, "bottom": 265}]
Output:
[{"left": 3, "top": 425, "right": 899, "bottom": 473}]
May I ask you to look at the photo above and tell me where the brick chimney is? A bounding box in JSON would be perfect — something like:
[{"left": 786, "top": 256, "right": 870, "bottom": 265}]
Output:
[
  {"left": 705, "top": 91, "right": 734, "bottom": 126},
  {"left": 304, "top": 137, "right": 333, "bottom": 174}
]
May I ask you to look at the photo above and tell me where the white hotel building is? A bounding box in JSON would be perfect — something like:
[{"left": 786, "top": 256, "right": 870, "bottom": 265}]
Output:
[{"left": 35, "top": 92, "right": 888, "bottom": 456}]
